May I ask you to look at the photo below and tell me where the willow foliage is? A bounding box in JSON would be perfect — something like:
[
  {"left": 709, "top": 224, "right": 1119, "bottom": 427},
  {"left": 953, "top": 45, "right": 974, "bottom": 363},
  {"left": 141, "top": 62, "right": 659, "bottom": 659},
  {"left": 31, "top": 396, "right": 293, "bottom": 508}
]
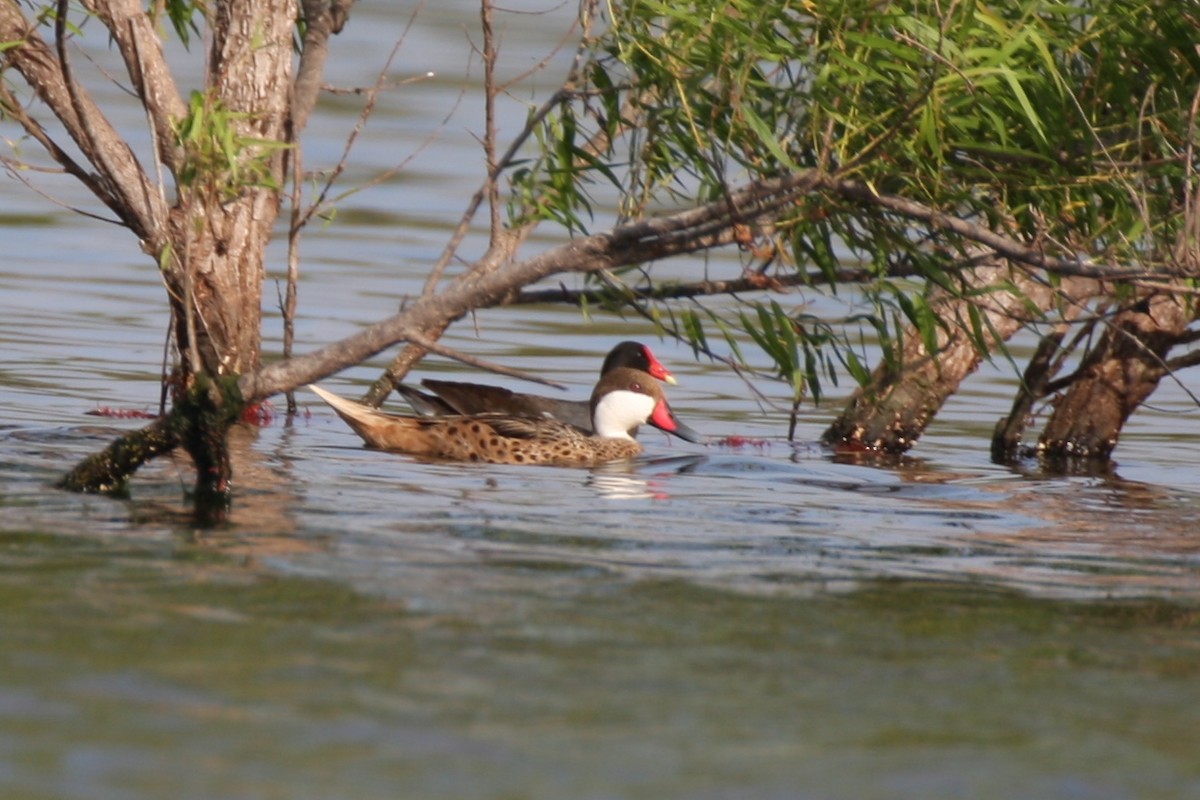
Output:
[{"left": 513, "top": 0, "right": 1199, "bottom": 400}]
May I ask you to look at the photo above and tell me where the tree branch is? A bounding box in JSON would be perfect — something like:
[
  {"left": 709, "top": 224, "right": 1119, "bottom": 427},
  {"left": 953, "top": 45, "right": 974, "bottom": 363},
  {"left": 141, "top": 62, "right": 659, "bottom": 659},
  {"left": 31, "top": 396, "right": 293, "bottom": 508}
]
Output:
[
  {"left": 243, "top": 172, "right": 823, "bottom": 400},
  {"left": 419, "top": 27, "right": 592, "bottom": 297},
  {"left": 293, "top": 0, "right": 355, "bottom": 133},
  {"left": 829, "top": 178, "right": 1198, "bottom": 281},
  {"left": 509, "top": 266, "right": 885, "bottom": 306},
  {"left": 1165, "top": 348, "right": 1200, "bottom": 372},
  {"left": 0, "top": 2, "right": 168, "bottom": 250},
  {"left": 406, "top": 332, "right": 567, "bottom": 389},
  {"left": 0, "top": 83, "right": 115, "bottom": 209},
  {"left": 87, "top": 0, "right": 187, "bottom": 177}
]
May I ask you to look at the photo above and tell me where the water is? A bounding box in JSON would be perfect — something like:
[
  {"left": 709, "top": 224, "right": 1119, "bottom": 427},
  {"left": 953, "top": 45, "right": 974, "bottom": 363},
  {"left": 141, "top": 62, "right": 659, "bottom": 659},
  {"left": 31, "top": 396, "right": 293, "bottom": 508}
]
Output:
[{"left": 2, "top": 3, "right": 1200, "bottom": 798}]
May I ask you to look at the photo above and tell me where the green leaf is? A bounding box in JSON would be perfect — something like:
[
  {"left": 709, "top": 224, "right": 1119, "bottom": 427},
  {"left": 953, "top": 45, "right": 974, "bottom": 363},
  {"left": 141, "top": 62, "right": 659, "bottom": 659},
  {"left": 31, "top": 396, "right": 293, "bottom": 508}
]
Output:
[{"left": 739, "top": 105, "right": 801, "bottom": 172}]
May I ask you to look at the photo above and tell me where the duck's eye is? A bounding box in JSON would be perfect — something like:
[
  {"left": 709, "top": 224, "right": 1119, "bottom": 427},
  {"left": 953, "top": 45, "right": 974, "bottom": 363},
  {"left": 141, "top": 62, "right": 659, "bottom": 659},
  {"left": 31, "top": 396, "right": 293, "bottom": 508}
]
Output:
[{"left": 629, "top": 381, "right": 642, "bottom": 391}]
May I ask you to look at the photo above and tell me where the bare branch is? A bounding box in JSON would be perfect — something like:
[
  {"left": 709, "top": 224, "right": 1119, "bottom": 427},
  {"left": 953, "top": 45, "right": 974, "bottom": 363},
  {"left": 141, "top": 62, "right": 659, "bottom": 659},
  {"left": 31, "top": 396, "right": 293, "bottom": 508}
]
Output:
[
  {"left": 0, "top": 82, "right": 115, "bottom": 209},
  {"left": 508, "top": 266, "right": 887, "bottom": 306},
  {"left": 293, "top": 0, "right": 356, "bottom": 133},
  {"left": 85, "top": 0, "right": 187, "bottom": 176},
  {"left": 0, "top": 2, "right": 168, "bottom": 249},
  {"left": 241, "top": 170, "right": 826, "bottom": 400},
  {"left": 479, "top": 0, "right": 501, "bottom": 240},
  {"left": 419, "top": 23, "right": 593, "bottom": 297},
  {"left": 0, "top": 150, "right": 121, "bottom": 225},
  {"left": 1165, "top": 348, "right": 1200, "bottom": 372},
  {"left": 295, "top": 7, "right": 424, "bottom": 233},
  {"left": 405, "top": 332, "right": 567, "bottom": 389}
]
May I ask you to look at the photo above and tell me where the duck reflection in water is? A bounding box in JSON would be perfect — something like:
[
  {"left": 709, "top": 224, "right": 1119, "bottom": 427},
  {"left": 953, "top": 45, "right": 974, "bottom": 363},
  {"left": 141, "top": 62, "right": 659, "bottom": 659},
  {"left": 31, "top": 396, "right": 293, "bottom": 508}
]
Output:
[{"left": 587, "top": 454, "right": 709, "bottom": 500}]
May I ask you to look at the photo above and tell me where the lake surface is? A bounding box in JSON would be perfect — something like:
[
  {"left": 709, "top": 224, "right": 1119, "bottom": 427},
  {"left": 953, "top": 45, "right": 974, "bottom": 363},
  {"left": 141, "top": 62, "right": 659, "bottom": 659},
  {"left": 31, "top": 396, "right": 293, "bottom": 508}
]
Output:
[{"left": 2, "top": 3, "right": 1200, "bottom": 798}]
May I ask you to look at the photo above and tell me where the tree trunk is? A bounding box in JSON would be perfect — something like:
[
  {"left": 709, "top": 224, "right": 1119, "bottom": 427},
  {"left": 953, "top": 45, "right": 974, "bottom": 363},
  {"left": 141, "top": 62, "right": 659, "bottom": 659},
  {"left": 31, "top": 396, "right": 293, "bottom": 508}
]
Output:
[
  {"left": 823, "top": 261, "right": 1098, "bottom": 454},
  {"left": 167, "top": 0, "right": 295, "bottom": 379},
  {"left": 139, "top": 0, "right": 294, "bottom": 515},
  {"left": 1036, "top": 292, "right": 1192, "bottom": 461}
]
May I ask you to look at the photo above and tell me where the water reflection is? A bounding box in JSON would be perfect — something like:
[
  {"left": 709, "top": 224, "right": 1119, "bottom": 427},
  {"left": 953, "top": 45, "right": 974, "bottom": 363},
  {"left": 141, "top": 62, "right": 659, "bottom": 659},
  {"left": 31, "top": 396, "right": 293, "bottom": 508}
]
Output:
[
  {"left": 587, "top": 455, "right": 708, "bottom": 500},
  {"left": 8, "top": 425, "right": 1199, "bottom": 593}
]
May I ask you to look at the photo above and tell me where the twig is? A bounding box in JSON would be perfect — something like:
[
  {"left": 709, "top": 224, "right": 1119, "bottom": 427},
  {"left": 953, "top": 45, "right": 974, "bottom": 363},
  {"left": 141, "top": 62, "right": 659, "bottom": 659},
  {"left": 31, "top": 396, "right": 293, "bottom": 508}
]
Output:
[
  {"left": 0, "top": 152, "right": 120, "bottom": 224},
  {"left": 53, "top": 0, "right": 149, "bottom": 240},
  {"left": 420, "top": 19, "right": 592, "bottom": 297},
  {"left": 480, "top": 0, "right": 501, "bottom": 240},
  {"left": 283, "top": 125, "right": 303, "bottom": 415},
  {"left": 295, "top": 4, "right": 426, "bottom": 233}
]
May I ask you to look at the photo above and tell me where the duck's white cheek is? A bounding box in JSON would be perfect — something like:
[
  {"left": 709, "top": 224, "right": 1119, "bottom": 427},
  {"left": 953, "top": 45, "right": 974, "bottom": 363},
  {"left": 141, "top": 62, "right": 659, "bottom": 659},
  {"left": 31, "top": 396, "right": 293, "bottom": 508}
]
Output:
[{"left": 592, "top": 390, "right": 656, "bottom": 439}]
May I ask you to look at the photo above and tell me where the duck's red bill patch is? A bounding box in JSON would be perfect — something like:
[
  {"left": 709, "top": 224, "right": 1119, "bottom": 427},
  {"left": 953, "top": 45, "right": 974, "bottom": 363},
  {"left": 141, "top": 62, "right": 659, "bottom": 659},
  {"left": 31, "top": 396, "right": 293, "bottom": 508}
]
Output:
[{"left": 643, "top": 347, "right": 675, "bottom": 383}]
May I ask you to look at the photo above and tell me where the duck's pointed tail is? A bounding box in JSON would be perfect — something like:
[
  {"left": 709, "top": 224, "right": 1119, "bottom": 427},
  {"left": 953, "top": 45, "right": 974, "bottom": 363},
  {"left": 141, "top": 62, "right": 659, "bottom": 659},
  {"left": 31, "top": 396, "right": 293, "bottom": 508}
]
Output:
[{"left": 309, "top": 385, "right": 428, "bottom": 451}]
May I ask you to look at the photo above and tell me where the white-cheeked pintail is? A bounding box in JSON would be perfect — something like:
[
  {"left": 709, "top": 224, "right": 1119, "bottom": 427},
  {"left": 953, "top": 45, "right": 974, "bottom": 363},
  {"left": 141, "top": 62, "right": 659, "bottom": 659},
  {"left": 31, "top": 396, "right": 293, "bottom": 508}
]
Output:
[{"left": 310, "top": 366, "right": 701, "bottom": 467}]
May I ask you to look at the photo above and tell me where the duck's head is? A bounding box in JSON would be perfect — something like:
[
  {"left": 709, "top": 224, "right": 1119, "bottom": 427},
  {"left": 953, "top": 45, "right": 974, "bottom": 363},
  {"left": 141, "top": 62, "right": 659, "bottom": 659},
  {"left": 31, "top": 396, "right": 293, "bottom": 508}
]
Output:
[
  {"left": 590, "top": 367, "right": 702, "bottom": 443},
  {"left": 601, "top": 341, "right": 677, "bottom": 385}
]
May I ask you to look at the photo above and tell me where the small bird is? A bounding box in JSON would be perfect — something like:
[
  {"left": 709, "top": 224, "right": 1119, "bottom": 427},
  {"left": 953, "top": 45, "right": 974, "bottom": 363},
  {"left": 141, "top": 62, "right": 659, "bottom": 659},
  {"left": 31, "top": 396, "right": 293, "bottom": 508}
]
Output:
[
  {"left": 310, "top": 366, "right": 701, "bottom": 467},
  {"left": 396, "top": 341, "right": 680, "bottom": 435}
]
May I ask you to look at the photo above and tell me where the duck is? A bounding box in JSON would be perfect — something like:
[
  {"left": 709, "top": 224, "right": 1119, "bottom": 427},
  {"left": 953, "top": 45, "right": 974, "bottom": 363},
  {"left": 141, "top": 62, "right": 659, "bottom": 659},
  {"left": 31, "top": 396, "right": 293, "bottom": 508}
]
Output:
[
  {"left": 309, "top": 366, "right": 702, "bottom": 467},
  {"left": 396, "top": 341, "right": 678, "bottom": 435}
]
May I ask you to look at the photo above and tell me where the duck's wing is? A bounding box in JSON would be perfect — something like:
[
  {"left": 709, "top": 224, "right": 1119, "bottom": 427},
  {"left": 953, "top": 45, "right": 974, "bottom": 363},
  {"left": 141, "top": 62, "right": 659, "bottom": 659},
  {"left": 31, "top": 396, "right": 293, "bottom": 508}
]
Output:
[
  {"left": 421, "top": 380, "right": 593, "bottom": 430},
  {"left": 478, "top": 413, "right": 588, "bottom": 442},
  {"left": 420, "top": 380, "right": 526, "bottom": 415},
  {"left": 395, "top": 384, "right": 458, "bottom": 417}
]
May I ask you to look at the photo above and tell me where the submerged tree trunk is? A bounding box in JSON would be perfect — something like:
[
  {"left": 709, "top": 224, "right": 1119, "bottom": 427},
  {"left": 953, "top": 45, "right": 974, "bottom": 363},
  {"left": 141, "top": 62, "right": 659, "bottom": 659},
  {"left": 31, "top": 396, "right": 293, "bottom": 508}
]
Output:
[
  {"left": 991, "top": 317, "right": 1076, "bottom": 462},
  {"left": 1029, "top": 198, "right": 1200, "bottom": 462},
  {"left": 1035, "top": 292, "right": 1192, "bottom": 461},
  {"left": 158, "top": 0, "right": 295, "bottom": 513},
  {"left": 822, "top": 260, "right": 1098, "bottom": 454}
]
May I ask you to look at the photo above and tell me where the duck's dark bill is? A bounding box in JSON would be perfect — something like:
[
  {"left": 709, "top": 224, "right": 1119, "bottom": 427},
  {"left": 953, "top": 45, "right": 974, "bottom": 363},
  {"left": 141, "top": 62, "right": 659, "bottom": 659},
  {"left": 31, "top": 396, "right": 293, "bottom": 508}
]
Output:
[
  {"left": 666, "top": 416, "right": 705, "bottom": 444},
  {"left": 648, "top": 403, "right": 704, "bottom": 444}
]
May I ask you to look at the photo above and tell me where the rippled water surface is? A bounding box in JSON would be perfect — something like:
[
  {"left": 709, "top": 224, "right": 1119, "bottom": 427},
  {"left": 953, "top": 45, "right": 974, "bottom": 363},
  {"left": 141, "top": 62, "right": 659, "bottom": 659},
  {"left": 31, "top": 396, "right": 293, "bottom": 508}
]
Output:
[{"left": 3, "top": 3, "right": 1200, "bottom": 798}]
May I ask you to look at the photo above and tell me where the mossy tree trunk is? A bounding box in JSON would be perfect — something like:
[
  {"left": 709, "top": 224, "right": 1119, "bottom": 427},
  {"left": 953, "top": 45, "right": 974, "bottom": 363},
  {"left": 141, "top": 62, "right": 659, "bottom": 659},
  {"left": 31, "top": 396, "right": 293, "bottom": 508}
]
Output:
[{"left": 147, "top": 0, "right": 296, "bottom": 516}]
